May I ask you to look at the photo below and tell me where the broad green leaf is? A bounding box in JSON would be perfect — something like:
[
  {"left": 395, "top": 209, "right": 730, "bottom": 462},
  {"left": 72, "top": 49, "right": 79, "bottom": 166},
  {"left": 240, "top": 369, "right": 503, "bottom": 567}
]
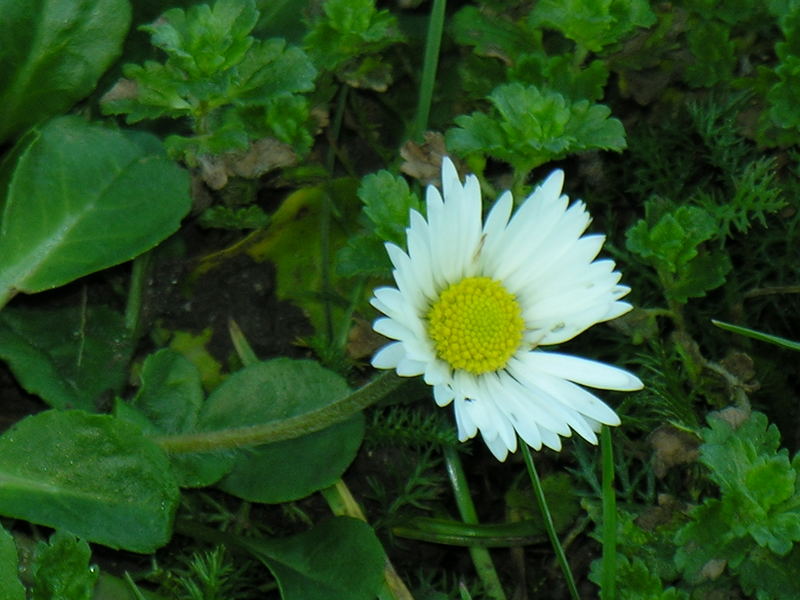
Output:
[
  {"left": 134, "top": 349, "right": 205, "bottom": 433},
  {"left": 0, "top": 0, "right": 131, "bottom": 143},
  {"left": 0, "top": 525, "right": 24, "bottom": 600},
  {"left": 712, "top": 320, "right": 800, "bottom": 352},
  {"left": 0, "top": 305, "right": 131, "bottom": 411},
  {"left": 240, "top": 517, "right": 385, "bottom": 600},
  {"left": 31, "top": 531, "right": 97, "bottom": 600},
  {"left": 0, "top": 116, "right": 190, "bottom": 304},
  {"left": 119, "top": 349, "right": 235, "bottom": 487},
  {"left": 0, "top": 410, "right": 179, "bottom": 553},
  {"left": 197, "top": 358, "right": 364, "bottom": 503}
]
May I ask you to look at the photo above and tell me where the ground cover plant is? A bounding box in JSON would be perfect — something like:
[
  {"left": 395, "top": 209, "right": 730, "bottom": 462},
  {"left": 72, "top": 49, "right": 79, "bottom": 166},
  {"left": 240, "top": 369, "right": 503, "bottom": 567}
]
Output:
[{"left": 0, "top": 0, "right": 799, "bottom": 598}]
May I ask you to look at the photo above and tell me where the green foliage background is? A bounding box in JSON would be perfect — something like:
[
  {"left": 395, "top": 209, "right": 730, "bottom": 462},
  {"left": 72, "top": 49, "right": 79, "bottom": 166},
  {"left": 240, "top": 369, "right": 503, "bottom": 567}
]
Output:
[{"left": 0, "top": 0, "right": 799, "bottom": 598}]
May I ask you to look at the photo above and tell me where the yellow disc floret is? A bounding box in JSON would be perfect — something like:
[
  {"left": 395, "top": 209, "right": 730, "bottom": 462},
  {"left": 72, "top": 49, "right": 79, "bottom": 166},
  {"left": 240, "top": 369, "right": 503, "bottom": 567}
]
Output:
[{"left": 427, "top": 277, "right": 524, "bottom": 375}]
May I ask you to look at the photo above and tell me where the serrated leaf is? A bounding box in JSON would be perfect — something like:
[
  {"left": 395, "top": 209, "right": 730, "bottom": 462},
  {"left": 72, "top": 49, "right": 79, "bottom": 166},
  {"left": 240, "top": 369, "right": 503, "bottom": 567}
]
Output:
[
  {"left": 625, "top": 204, "right": 717, "bottom": 272},
  {"left": 0, "top": 0, "right": 131, "bottom": 143},
  {"left": 359, "top": 171, "right": 421, "bottom": 244},
  {"left": 0, "top": 525, "right": 24, "bottom": 600},
  {"left": 738, "top": 545, "right": 800, "bottom": 600},
  {"left": 451, "top": 5, "right": 543, "bottom": 64},
  {"left": 197, "top": 359, "right": 364, "bottom": 503},
  {"left": 239, "top": 517, "right": 385, "bottom": 600},
  {"left": 668, "top": 249, "right": 731, "bottom": 303},
  {"left": 685, "top": 21, "right": 736, "bottom": 87},
  {"left": 0, "top": 116, "right": 190, "bottom": 304},
  {"left": 529, "top": 0, "right": 655, "bottom": 52},
  {"left": 31, "top": 531, "right": 97, "bottom": 600},
  {"left": 447, "top": 83, "right": 625, "bottom": 172},
  {"left": 0, "top": 410, "right": 179, "bottom": 552},
  {"left": 510, "top": 54, "right": 609, "bottom": 101},
  {"left": 674, "top": 499, "right": 750, "bottom": 582},
  {"left": 0, "top": 305, "right": 131, "bottom": 411},
  {"left": 142, "top": 0, "right": 259, "bottom": 78},
  {"left": 336, "top": 234, "right": 392, "bottom": 278},
  {"left": 303, "top": 0, "right": 403, "bottom": 78},
  {"left": 229, "top": 39, "right": 317, "bottom": 105}
]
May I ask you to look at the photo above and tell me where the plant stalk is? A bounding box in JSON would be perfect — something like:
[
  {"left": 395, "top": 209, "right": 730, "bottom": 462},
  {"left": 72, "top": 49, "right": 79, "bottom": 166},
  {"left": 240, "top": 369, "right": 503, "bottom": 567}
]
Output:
[
  {"left": 443, "top": 446, "right": 508, "bottom": 600},
  {"left": 600, "top": 426, "right": 617, "bottom": 600},
  {"left": 520, "top": 442, "right": 580, "bottom": 600},
  {"left": 155, "top": 370, "right": 405, "bottom": 453}
]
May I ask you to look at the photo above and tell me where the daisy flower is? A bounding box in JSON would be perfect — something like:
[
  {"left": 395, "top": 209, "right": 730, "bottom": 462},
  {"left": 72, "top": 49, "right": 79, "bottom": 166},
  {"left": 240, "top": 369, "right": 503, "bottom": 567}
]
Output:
[{"left": 370, "top": 157, "right": 643, "bottom": 461}]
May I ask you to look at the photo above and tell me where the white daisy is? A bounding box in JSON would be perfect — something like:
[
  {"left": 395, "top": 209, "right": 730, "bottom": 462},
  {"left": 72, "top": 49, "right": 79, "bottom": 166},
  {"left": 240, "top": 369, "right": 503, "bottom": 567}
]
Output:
[{"left": 370, "top": 157, "right": 643, "bottom": 461}]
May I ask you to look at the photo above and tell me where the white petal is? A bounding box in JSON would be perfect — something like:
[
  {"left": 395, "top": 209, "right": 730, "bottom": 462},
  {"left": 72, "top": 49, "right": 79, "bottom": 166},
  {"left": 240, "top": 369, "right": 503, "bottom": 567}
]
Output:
[
  {"left": 424, "top": 358, "right": 451, "bottom": 386},
  {"left": 371, "top": 342, "right": 405, "bottom": 369},
  {"left": 482, "top": 431, "right": 513, "bottom": 461},
  {"left": 434, "top": 384, "right": 455, "bottom": 407},
  {"left": 454, "top": 398, "right": 478, "bottom": 440},
  {"left": 546, "top": 376, "right": 620, "bottom": 426},
  {"left": 527, "top": 352, "right": 644, "bottom": 391},
  {"left": 396, "top": 357, "right": 426, "bottom": 376}
]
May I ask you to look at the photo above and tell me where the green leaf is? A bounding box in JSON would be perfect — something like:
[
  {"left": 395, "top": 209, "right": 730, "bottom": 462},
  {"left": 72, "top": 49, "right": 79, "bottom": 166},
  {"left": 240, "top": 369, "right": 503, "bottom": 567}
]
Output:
[
  {"left": 447, "top": 83, "right": 626, "bottom": 172},
  {"left": 711, "top": 320, "right": 800, "bottom": 352},
  {"left": 0, "top": 305, "right": 132, "bottom": 411},
  {"left": 359, "top": 171, "right": 421, "bottom": 245},
  {"left": 590, "top": 555, "right": 689, "bottom": 599},
  {"left": 675, "top": 499, "right": 751, "bottom": 582},
  {"left": 529, "top": 0, "right": 656, "bottom": 52},
  {"left": 626, "top": 205, "right": 717, "bottom": 271},
  {"left": 0, "top": 525, "right": 24, "bottom": 600},
  {"left": 738, "top": 546, "right": 800, "bottom": 600},
  {"left": 142, "top": 0, "right": 259, "bottom": 79},
  {"left": 684, "top": 21, "right": 736, "bottom": 87},
  {"left": 451, "top": 5, "right": 543, "bottom": 66},
  {"left": 0, "top": 116, "right": 190, "bottom": 305},
  {"left": 336, "top": 234, "right": 392, "bottom": 278},
  {"left": 510, "top": 54, "right": 609, "bottom": 101},
  {"left": 240, "top": 517, "right": 385, "bottom": 600},
  {"left": 668, "top": 249, "right": 732, "bottom": 303},
  {"left": 303, "top": 0, "right": 403, "bottom": 82},
  {"left": 231, "top": 39, "right": 317, "bottom": 106},
  {"left": 30, "top": 531, "right": 98, "bottom": 600},
  {"left": 198, "top": 359, "right": 364, "bottom": 503},
  {"left": 120, "top": 349, "right": 235, "bottom": 487},
  {"left": 0, "top": 0, "right": 131, "bottom": 143},
  {"left": 0, "top": 410, "right": 179, "bottom": 552}
]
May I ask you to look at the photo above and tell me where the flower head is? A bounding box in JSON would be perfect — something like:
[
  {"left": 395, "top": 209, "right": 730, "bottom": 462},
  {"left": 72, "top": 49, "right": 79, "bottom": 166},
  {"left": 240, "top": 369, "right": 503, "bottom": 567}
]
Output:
[{"left": 370, "top": 157, "right": 643, "bottom": 461}]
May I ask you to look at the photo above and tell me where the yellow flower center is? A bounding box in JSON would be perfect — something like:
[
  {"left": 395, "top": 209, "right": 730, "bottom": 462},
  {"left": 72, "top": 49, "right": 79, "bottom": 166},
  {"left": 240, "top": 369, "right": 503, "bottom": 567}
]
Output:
[{"left": 427, "top": 277, "right": 524, "bottom": 375}]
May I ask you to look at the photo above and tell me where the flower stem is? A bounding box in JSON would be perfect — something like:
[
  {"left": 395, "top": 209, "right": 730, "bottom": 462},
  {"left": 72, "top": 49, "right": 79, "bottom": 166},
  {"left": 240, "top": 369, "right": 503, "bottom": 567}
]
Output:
[
  {"left": 600, "top": 426, "right": 616, "bottom": 600},
  {"left": 443, "top": 446, "right": 508, "bottom": 600},
  {"left": 155, "top": 370, "right": 405, "bottom": 453},
  {"left": 410, "top": 0, "right": 446, "bottom": 140},
  {"left": 520, "top": 442, "right": 580, "bottom": 600},
  {"left": 124, "top": 252, "right": 152, "bottom": 340}
]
